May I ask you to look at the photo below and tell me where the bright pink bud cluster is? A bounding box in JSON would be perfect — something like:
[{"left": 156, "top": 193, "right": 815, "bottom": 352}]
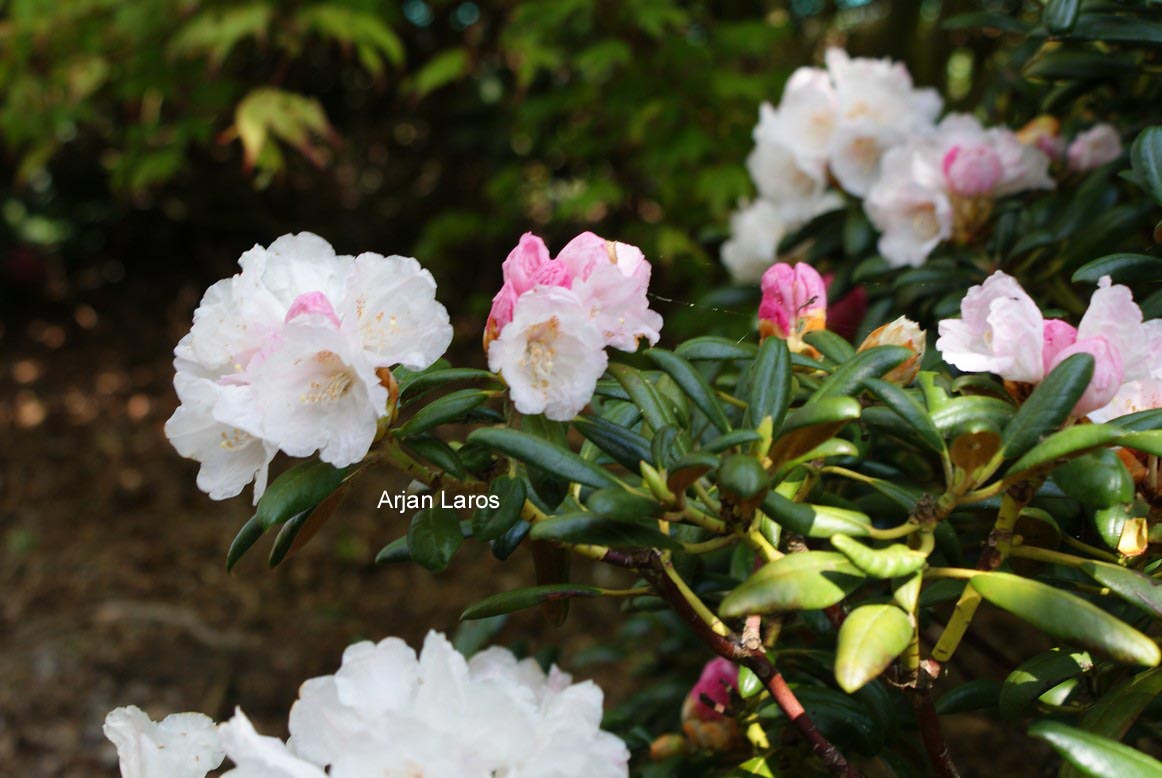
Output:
[{"left": 758, "top": 262, "right": 828, "bottom": 351}]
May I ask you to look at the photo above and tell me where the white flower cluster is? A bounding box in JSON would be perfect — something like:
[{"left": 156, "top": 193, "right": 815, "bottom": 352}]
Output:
[
  {"left": 104, "top": 631, "right": 630, "bottom": 778},
  {"left": 166, "top": 233, "right": 453, "bottom": 502},
  {"left": 722, "top": 49, "right": 1125, "bottom": 279},
  {"left": 723, "top": 48, "right": 941, "bottom": 281}
]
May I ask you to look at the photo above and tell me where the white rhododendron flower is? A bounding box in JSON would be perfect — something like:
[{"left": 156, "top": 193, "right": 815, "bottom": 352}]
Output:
[
  {"left": 747, "top": 103, "right": 842, "bottom": 224},
  {"left": 721, "top": 199, "right": 787, "bottom": 284},
  {"left": 864, "top": 115, "right": 1053, "bottom": 266},
  {"left": 485, "top": 231, "right": 662, "bottom": 419},
  {"left": 103, "top": 706, "right": 223, "bottom": 778},
  {"left": 109, "top": 633, "right": 629, "bottom": 777},
  {"left": 769, "top": 66, "right": 838, "bottom": 166},
  {"left": 937, "top": 272, "right": 1157, "bottom": 418},
  {"left": 167, "top": 233, "right": 452, "bottom": 501},
  {"left": 1067, "top": 123, "right": 1123, "bottom": 172},
  {"left": 488, "top": 285, "right": 609, "bottom": 421}
]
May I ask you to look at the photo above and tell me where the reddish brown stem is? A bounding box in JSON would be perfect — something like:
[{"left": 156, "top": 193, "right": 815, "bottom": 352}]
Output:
[
  {"left": 911, "top": 684, "right": 960, "bottom": 778},
  {"left": 609, "top": 549, "right": 862, "bottom": 778}
]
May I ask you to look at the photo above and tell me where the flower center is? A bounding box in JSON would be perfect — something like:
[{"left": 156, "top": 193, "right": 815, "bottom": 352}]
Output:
[
  {"left": 218, "top": 427, "right": 253, "bottom": 451},
  {"left": 301, "top": 350, "right": 355, "bottom": 404},
  {"left": 520, "top": 319, "right": 560, "bottom": 389}
]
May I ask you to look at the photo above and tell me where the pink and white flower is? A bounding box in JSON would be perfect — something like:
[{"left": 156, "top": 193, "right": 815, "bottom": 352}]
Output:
[
  {"left": 758, "top": 262, "right": 828, "bottom": 352},
  {"left": 1067, "top": 124, "right": 1123, "bottom": 172}
]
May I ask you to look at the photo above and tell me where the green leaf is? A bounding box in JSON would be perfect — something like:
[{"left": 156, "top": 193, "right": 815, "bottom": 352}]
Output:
[
  {"left": 529, "top": 512, "right": 683, "bottom": 550},
  {"left": 808, "top": 346, "right": 910, "bottom": 403},
  {"left": 468, "top": 428, "right": 618, "bottom": 489},
  {"left": 461, "top": 583, "right": 604, "bottom": 620},
  {"left": 768, "top": 397, "right": 861, "bottom": 467},
  {"left": 759, "top": 685, "right": 885, "bottom": 755},
  {"left": 1053, "top": 449, "right": 1134, "bottom": 507},
  {"left": 472, "top": 476, "right": 527, "bottom": 542},
  {"left": 831, "top": 534, "right": 929, "bottom": 579},
  {"left": 1072, "top": 253, "right": 1162, "bottom": 285},
  {"left": 645, "top": 349, "right": 731, "bottom": 432},
  {"left": 999, "top": 648, "right": 1093, "bottom": 720},
  {"left": 233, "top": 87, "right": 334, "bottom": 172},
  {"left": 930, "top": 396, "right": 1014, "bottom": 438},
  {"left": 1001, "top": 353, "right": 1094, "bottom": 461},
  {"left": 744, "top": 336, "right": 792, "bottom": 430},
  {"left": 585, "top": 487, "right": 662, "bottom": 522},
  {"left": 970, "top": 572, "right": 1160, "bottom": 666},
  {"left": 490, "top": 519, "right": 531, "bottom": 561},
  {"left": 804, "top": 330, "right": 855, "bottom": 364},
  {"left": 720, "top": 551, "right": 865, "bottom": 617},
  {"left": 1062, "top": 668, "right": 1162, "bottom": 778},
  {"left": 738, "top": 666, "right": 763, "bottom": 699},
  {"left": 863, "top": 378, "right": 945, "bottom": 453},
  {"left": 705, "top": 429, "right": 763, "bottom": 453},
  {"left": 256, "top": 460, "right": 349, "bottom": 529},
  {"left": 399, "top": 368, "right": 498, "bottom": 402},
  {"left": 267, "top": 509, "right": 311, "bottom": 568},
  {"left": 1030, "top": 721, "right": 1162, "bottom": 778},
  {"left": 666, "top": 451, "right": 720, "bottom": 494},
  {"left": 1007, "top": 423, "right": 1125, "bottom": 476},
  {"left": 942, "top": 11, "right": 1030, "bottom": 34},
  {"left": 717, "top": 454, "right": 768, "bottom": 500},
  {"left": 574, "top": 414, "right": 652, "bottom": 471},
  {"left": 762, "top": 492, "right": 875, "bottom": 538},
  {"left": 607, "top": 363, "right": 675, "bottom": 431},
  {"left": 404, "top": 435, "right": 466, "bottom": 480},
  {"left": 1080, "top": 562, "right": 1162, "bottom": 619},
  {"left": 168, "top": 5, "right": 273, "bottom": 65},
  {"left": 1066, "top": 13, "right": 1162, "bottom": 47},
  {"left": 410, "top": 48, "right": 470, "bottom": 96},
  {"left": 407, "top": 507, "right": 464, "bottom": 572},
  {"left": 675, "top": 336, "right": 756, "bottom": 361},
  {"left": 375, "top": 535, "right": 412, "bottom": 564},
  {"left": 834, "top": 604, "right": 912, "bottom": 693},
  {"left": 1025, "top": 49, "right": 1137, "bottom": 81},
  {"left": 935, "top": 679, "right": 1001, "bottom": 714},
  {"left": 295, "top": 5, "right": 405, "bottom": 73},
  {"left": 1119, "top": 430, "right": 1162, "bottom": 457},
  {"left": 1043, "top": 0, "right": 1080, "bottom": 34},
  {"left": 1131, "top": 127, "right": 1162, "bottom": 206},
  {"left": 226, "top": 514, "right": 265, "bottom": 572},
  {"left": 399, "top": 388, "right": 492, "bottom": 436}
]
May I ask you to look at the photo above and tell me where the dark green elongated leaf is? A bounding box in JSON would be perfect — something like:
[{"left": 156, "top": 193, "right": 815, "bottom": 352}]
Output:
[
  {"left": 375, "top": 535, "right": 411, "bottom": 564},
  {"left": 1064, "top": 205, "right": 1151, "bottom": 269},
  {"left": 268, "top": 509, "right": 311, "bottom": 568},
  {"left": 768, "top": 397, "right": 861, "bottom": 467},
  {"left": 1062, "top": 668, "right": 1162, "bottom": 778},
  {"left": 1073, "top": 254, "right": 1162, "bottom": 285},
  {"left": 646, "top": 349, "right": 731, "bottom": 432},
  {"left": 930, "top": 396, "right": 1014, "bottom": 438},
  {"left": 942, "top": 11, "right": 1030, "bottom": 33},
  {"left": 491, "top": 518, "right": 531, "bottom": 561},
  {"left": 256, "top": 460, "right": 349, "bottom": 529},
  {"left": 529, "top": 512, "right": 682, "bottom": 550},
  {"left": 1007, "top": 423, "right": 1124, "bottom": 475},
  {"left": 1110, "top": 409, "right": 1162, "bottom": 432},
  {"left": 1025, "top": 49, "right": 1137, "bottom": 80},
  {"left": 1044, "top": 0, "right": 1080, "bottom": 34},
  {"left": 607, "top": 363, "right": 674, "bottom": 431},
  {"left": 651, "top": 424, "right": 687, "bottom": 469},
  {"left": 935, "top": 679, "right": 1001, "bottom": 715},
  {"left": 705, "top": 429, "right": 763, "bottom": 453},
  {"left": 226, "top": 514, "right": 265, "bottom": 572},
  {"left": 1132, "top": 127, "right": 1162, "bottom": 206},
  {"left": 970, "top": 572, "right": 1161, "bottom": 666},
  {"left": 404, "top": 435, "right": 466, "bottom": 480},
  {"left": 407, "top": 506, "right": 464, "bottom": 572},
  {"left": 808, "top": 346, "right": 910, "bottom": 404},
  {"left": 389, "top": 359, "right": 450, "bottom": 395},
  {"left": 1053, "top": 449, "right": 1134, "bottom": 507},
  {"left": 1080, "top": 562, "right": 1162, "bottom": 618},
  {"left": 863, "top": 378, "right": 945, "bottom": 453},
  {"left": 744, "top": 336, "right": 792, "bottom": 429},
  {"left": 574, "top": 414, "right": 652, "bottom": 471},
  {"left": 1066, "top": 13, "right": 1162, "bottom": 47},
  {"left": 1001, "top": 353, "right": 1094, "bottom": 461},
  {"left": 452, "top": 614, "right": 507, "bottom": 658},
  {"left": 720, "top": 551, "right": 865, "bottom": 616},
  {"left": 834, "top": 604, "right": 912, "bottom": 693},
  {"left": 999, "top": 648, "right": 1094, "bottom": 720},
  {"left": 585, "top": 487, "right": 662, "bottom": 522},
  {"left": 400, "top": 368, "right": 499, "bottom": 402},
  {"left": 398, "top": 388, "right": 493, "bottom": 436},
  {"left": 717, "top": 454, "right": 769, "bottom": 500},
  {"left": 468, "top": 428, "right": 618, "bottom": 489},
  {"left": 461, "top": 583, "right": 605, "bottom": 620},
  {"left": 1030, "top": 721, "right": 1162, "bottom": 778},
  {"left": 472, "top": 476, "right": 527, "bottom": 542},
  {"left": 772, "top": 438, "right": 861, "bottom": 480},
  {"left": 268, "top": 482, "right": 351, "bottom": 567},
  {"left": 804, "top": 330, "right": 855, "bottom": 364},
  {"left": 762, "top": 492, "right": 874, "bottom": 538},
  {"left": 831, "top": 534, "right": 928, "bottom": 579},
  {"left": 676, "top": 336, "right": 757, "bottom": 361}
]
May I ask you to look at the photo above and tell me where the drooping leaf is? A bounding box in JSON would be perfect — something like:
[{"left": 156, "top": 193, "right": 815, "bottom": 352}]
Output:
[
  {"left": 1061, "top": 667, "right": 1162, "bottom": 778},
  {"left": 834, "top": 604, "right": 912, "bottom": 693},
  {"left": 1072, "top": 253, "right": 1162, "bottom": 285},
  {"left": 407, "top": 506, "right": 464, "bottom": 572},
  {"left": 720, "top": 551, "right": 865, "bottom": 616},
  {"left": 762, "top": 492, "right": 874, "bottom": 538},
  {"left": 999, "top": 648, "right": 1094, "bottom": 720},
  {"left": 461, "top": 583, "right": 605, "bottom": 620},
  {"left": 1000, "top": 353, "right": 1094, "bottom": 461},
  {"left": 1030, "top": 721, "right": 1162, "bottom": 778},
  {"left": 529, "top": 512, "right": 682, "bottom": 550},
  {"left": 1007, "top": 423, "right": 1125, "bottom": 476},
  {"left": 468, "top": 428, "right": 618, "bottom": 489},
  {"left": 574, "top": 414, "right": 652, "bottom": 471},
  {"left": 256, "top": 460, "right": 350, "bottom": 529},
  {"left": 398, "top": 388, "right": 493, "bottom": 437},
  {"left": 472, "top": 476, "right": 527, "bottom": 542},
  {"left": 226, "top": 514, "right": 265, "bottom": 572}
]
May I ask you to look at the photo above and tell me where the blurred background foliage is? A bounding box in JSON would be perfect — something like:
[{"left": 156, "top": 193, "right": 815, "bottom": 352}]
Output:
[{"left": 2, "top": 0, "right": 1018, "bottom": 325}]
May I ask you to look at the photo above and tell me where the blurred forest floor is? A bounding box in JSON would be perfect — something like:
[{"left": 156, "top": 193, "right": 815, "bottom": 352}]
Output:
[{"left": 0, "top": 253, "right": 1130, "bottom": 777}]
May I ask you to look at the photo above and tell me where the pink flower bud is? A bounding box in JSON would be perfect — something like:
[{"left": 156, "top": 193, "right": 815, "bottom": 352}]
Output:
[
  {"left": 501, "top": 232, "right": 553, "bottom": 293},
  {"left": 758, "top": 262, "right": 827, "bottom": 351},
  {"left": 1067, "top": 124, "right": 1123, "bottom": 172},
  {"left": 942, "top": 144, "right": 1004, "bottom": 197},
  {"left": 686, "top": 658, "right": 738, "bottom": 722},
  {"left": 1041, "top": 319, "right": 1078, "bottom": 376},
  {"left": 1048, "top": 336, "right": 1124, "bottom": 417},
  {"left": 285, "top": 291, "right": 340, "bottom": 328}
]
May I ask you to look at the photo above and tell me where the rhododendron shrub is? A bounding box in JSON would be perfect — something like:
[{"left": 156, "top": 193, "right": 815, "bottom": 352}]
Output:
[{"left": 117, "top": 4, "right": 1162, "bottom": 777}]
